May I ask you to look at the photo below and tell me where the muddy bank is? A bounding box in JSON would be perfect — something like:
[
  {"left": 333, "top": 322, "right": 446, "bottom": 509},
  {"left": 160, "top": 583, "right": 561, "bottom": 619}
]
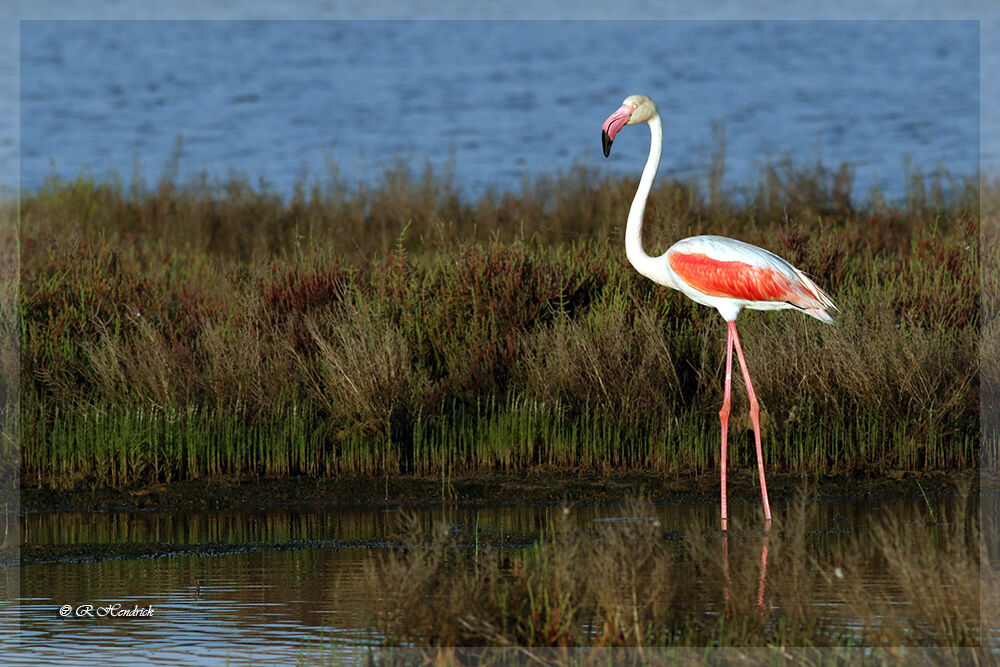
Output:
[
  {"left": 17, "top": 469, "right": 985, "bottom": 514},
  {"left": 9, "top": 469, "right": 991, "bottom": 567}
]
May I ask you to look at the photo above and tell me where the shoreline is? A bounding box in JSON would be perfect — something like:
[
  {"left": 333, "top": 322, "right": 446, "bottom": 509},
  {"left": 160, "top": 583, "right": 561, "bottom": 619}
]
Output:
[
  {"left": 9, "top": 469, "right": 989, "bottom": 567},
  {"left": 15, "top": 468, "right": 983, "bottom": 515}
]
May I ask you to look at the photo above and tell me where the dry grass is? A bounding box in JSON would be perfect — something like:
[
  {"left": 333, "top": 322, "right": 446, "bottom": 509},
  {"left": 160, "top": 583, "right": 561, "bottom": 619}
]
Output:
[{"left": 299, "top": 298, "right": 420, "bottom": 435}]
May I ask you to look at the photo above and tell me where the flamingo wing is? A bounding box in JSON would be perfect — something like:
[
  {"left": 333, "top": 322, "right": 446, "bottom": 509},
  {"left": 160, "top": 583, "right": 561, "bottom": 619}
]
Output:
[{"left": 666, "top": 236, "right": 836, "bottom": 321}]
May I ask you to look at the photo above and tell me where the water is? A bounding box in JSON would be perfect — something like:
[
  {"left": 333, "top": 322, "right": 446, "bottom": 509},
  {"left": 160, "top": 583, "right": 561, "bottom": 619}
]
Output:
[
  {"left": 17, "top": 20, "right": 982, "bottom": 201},
  {"left": 6, "top": 493, "right": 988, "bottom": 663}
]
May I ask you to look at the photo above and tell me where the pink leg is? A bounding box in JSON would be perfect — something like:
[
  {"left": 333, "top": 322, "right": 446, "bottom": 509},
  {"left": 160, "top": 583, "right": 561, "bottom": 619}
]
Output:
[
  {"left": 730, "top": 323, "right": 772, "bottom": 522},
  {"left": 719, "top": 322, "right": 735, "bottom": 531}
]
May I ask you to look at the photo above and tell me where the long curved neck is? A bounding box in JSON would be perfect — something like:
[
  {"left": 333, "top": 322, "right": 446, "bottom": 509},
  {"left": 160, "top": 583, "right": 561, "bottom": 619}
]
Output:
[{"left": 625, "top": 113, "right": 666, "bottom": 283}]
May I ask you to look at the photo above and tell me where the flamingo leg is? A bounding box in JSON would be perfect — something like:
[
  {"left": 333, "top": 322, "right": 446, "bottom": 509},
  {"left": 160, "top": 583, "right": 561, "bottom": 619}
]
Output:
[
  {"left": 719, "top": 321, "right": 736, "bottom": 531},
  {"left": 730, "top": 322, "right": 772, "bottom": 522}
]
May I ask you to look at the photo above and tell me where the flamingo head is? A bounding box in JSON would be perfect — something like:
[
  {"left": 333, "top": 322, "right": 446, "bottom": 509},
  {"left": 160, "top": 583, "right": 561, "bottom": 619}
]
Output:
[{"left": 602, "top": 94, "right": 658, "bottom": 157}]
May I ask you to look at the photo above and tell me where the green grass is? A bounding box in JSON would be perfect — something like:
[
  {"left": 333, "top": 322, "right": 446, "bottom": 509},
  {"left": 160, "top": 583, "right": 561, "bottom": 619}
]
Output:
[{"left": 11, "top": 156, "right": 988, "bottom": 489}]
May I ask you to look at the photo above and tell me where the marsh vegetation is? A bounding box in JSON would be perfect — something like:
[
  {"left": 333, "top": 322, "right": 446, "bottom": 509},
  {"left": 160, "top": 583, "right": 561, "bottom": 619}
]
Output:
[{"left": 9, "top": 155, "right": 990, "bottom": 489}]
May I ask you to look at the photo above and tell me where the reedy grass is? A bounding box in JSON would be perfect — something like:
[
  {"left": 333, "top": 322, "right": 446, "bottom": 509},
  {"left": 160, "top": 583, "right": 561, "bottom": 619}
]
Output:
[
  {"left": 984, "top": 182, "right": 1000, "bottom": 473},
  {"left": 1, "top": 192, "right": 18, "bottom": 490},
  {"left": 17, "top": 157, "right": 985, "bottom": 488}
]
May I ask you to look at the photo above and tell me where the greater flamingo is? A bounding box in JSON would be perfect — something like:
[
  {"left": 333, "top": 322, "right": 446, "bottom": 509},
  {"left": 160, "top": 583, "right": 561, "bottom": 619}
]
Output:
[{"left": 601, "top": 94, "right": 836, "bottom": 530}]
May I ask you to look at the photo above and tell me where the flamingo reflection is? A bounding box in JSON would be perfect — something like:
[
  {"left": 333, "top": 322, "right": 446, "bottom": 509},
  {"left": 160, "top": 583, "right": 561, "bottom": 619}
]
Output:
[{"left": 722, "top": 521, "right": 771, "bottom": 618}]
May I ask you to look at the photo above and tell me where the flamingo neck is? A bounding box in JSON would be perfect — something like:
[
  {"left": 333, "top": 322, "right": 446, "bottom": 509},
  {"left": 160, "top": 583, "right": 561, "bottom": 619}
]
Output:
[{"left": 625, "top": 113, "right": 667, "bottom": 284}]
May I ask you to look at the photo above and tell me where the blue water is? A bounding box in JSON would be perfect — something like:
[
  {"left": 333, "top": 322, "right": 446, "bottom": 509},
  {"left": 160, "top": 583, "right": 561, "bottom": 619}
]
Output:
[{"left": 18, "top": 20, "right": 981, "bottom": 201}]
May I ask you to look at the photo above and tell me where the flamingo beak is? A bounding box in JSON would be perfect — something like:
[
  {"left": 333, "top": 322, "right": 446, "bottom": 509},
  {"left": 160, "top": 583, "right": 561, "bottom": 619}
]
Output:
[{"left": 601, "top": 104, "right": 633, "bottom": 157}]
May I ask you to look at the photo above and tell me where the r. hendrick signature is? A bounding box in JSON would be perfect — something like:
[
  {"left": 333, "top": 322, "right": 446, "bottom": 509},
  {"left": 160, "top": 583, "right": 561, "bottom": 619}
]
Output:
[{"left": 59, "top": 603, "right": 155, "bottom": 618}]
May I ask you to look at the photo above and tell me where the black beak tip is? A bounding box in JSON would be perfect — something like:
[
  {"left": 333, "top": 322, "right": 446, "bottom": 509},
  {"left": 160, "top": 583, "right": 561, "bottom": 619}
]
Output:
[{"left": 602, "top": 130, "right": 613, "bottom": 158}]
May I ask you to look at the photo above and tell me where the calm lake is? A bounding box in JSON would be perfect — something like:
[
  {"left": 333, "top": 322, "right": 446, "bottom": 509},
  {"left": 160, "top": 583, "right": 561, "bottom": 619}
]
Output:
[
  {"left": 8, "top": 488, "right": 992, "bottom": 663},
  {"left": 18, "top": 20, "right": 981, "bottom": 201}
]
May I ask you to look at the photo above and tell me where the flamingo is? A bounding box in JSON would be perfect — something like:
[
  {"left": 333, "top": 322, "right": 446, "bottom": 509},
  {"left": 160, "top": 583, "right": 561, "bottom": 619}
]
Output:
[{"left": 601, "top": 94, "right": 836, "bottom": 530}]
